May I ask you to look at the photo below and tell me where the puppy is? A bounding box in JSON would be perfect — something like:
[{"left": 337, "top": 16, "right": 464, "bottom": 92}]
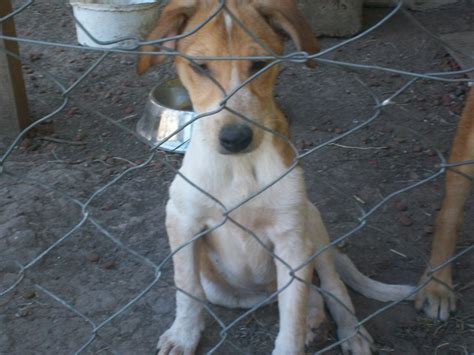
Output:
[{"left": 139, "top": 1, "right": 415, "bottom": 354}]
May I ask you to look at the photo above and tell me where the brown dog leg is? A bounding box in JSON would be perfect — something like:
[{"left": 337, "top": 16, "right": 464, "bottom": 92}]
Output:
[{"left": 416, "top": 88, "right": 474, "bottom": 320}]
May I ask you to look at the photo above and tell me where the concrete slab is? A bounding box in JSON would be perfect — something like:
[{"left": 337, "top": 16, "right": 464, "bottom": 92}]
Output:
[
  {"left": 440, "top": 31, "right": 474, "bottom": 81},
  {"left": 297, "top": 0, "right": 364, "bottom": 37}
]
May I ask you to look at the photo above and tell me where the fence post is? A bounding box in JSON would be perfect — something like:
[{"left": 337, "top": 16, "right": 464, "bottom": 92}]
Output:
[{"left": 0, "top": 0, "right": 30, "bottom": 138}]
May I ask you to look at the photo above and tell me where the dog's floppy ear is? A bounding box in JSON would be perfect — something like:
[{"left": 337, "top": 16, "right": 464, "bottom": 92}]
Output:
[
  {"left": 254, "top": 0, "right": 319, "bottom": 67},
  {"left": 137, "top": 0, "right": 196, "bottom": 75}
]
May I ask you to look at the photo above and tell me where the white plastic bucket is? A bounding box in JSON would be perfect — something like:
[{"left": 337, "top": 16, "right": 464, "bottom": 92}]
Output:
[{"left": 70, "top": 0, "right": 162, "bottom": 48}]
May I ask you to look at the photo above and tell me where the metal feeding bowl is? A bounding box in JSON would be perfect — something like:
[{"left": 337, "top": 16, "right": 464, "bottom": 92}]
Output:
[{"left": 136, "top": 79, "right": 195, "bottom": 153}]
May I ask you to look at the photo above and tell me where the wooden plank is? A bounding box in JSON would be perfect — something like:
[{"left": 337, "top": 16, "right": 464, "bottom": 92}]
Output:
[{"left": 0, "top": 0, "right": 30, "bottom": 137}]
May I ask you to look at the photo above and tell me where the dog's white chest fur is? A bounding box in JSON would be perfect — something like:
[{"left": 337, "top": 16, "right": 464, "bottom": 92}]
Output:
[{"left": 169, "top": 134, "right": 305, "bottom": 289}]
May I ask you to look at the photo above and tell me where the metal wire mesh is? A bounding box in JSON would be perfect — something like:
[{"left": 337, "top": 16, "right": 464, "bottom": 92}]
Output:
[{"left": 1, "top": 0, "right": 473, "bottom": 353}]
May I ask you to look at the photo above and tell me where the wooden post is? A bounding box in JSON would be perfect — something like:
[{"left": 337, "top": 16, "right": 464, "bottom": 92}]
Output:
[{"left": 0, "top": 0, "right": 30, "bottom": 138}]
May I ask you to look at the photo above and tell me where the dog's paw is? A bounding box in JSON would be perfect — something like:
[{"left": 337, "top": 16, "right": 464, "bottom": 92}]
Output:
[
  {"left": 305, "top": 319, "right": 330, "bottom": 347},
  {"left": 157, "top": 322, "right": 203, "bottom": 355},
  {"left": 415, "top": 279, "right": 456, "bottom": 321},
  {"left": 338, "top": 326, "right": 373, "bottom": 355},
  {"left": 304, "top": 292, "right": 328, "bottom": 346}
]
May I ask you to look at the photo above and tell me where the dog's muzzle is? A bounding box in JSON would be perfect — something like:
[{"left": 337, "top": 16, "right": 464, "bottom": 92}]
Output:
[{"left": 219, "top": 124, "right": 253, "bottom": 154}]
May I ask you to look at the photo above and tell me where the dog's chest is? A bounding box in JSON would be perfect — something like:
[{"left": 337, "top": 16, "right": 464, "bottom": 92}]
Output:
[
  {"left": 208, "top": 161, "right": 303, "bottom": 284},
  {"left": 172, "top": 147, "right": 306, "bottom": 287}
]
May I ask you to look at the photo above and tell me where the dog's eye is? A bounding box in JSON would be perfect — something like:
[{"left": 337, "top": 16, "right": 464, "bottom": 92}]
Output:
[
  {"left": 250, "top": 61, "right": 269, "bottom": 75},
  {"left": 191, "top": 62, "right": 211, "bottom": 77}
]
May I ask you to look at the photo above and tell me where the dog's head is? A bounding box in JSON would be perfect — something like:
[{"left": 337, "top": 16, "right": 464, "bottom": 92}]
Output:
[{"left": 138, "top": 0, "right": 318, "bottom": 156}]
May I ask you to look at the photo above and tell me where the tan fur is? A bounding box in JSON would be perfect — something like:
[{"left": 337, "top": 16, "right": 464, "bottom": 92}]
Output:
[
  {"left": 138, "top": 1, "right": 416, "bottom": 354},
  {"left": 416, "top": 88, "right": 474, "bottom": 320}
]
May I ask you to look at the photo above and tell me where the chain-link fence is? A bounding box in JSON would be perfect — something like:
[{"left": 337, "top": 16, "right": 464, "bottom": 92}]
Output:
[{"left": 1, "top": 0, "right": 473, "bottom": 353}]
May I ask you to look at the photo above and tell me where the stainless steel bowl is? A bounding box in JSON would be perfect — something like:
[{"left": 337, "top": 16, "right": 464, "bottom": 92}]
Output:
[{"left": 136, "top": 79, "right": 195, "bottom": 153}]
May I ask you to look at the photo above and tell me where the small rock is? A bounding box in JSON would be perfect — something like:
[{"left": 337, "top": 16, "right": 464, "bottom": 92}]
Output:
[
  {"left": 102, "top": 260, "right": 115, "bottom": 269},
  {"left": 423, "top": 225, "right": 434, "bottom": 234},
  {"left": 395, "top": 199, "right": 408, "bottom": 212},
  {"left": 399, "top": 213, "right": 413, "bottom": 227},
  {"left": 66, "top": 106, "right": 79, "bottom": 116},
  {"left": 334, "top": 128, "right": 343, "bottom": 134},
  {"left": 124, "top": 106, "right": 134, "bottom": 114},
  {"left": 413, "top": 145, "right": 422, "bottom": 153},
  {"left": 88, "top": 253, "right": 100, "bottom": 263},
  {"left": 23, "top": 291, "right": 36, "bottom": 300},
  {"left": 425, "top": 149, "right": 436, "bottom": 157},
  {"left": 16, "top": 308, "right": 31, "bottom": 318},
  {"left": 29, "top": 53, "right": 42, "bottom": 62},
  {"left": 120, "top": 59, "right": 134, "bottom": 66}
]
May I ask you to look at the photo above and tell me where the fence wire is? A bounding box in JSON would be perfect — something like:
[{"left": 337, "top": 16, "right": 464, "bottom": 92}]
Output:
[{"left": 0, "top": 0, "right": 473, "bottom": 354}]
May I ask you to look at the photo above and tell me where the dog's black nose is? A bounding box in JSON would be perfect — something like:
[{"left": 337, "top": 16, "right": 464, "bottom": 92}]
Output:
[{"left": 219, "top": 124, "right": 253, "bottom": 153}]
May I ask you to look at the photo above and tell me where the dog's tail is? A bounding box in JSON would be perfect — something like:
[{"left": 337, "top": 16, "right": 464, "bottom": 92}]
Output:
[{"left": 332, "top": 251, "right": 417, "bottom": 302}]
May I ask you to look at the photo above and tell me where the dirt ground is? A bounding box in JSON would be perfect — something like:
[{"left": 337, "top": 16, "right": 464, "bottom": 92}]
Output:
[{"left": 1, "top": 1, "right": 473, "bottom": 354}]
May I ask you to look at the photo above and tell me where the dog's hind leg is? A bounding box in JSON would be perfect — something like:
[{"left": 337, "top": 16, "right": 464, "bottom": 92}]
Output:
[
  {"left": 306, "top": 202, "right": 373, "bottom": 355},
  {"left": 157, "top": 200, "right": 207, "bottom": 355},
  {"left": 304, "top": 287, "right": 327, "bottom": 346},
  {"left": 416, "top": 88, "right": 474, "bottom": 321}
]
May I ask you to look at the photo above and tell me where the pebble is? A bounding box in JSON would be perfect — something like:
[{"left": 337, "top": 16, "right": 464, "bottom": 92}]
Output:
[
  {"left": 120, "top": 59, "right": 134, "bottom": 66},
  {"left": 395, "top": 199, "right": 408, "bottom": 212},
  {"left": 16, "top": 308, "right": 31, "bottom": 318},
  {"left": 399, "top": 213, "right": 413, "bottom": 226},
  {"left": 102, "top": 260, "right": 115, "bottom": 269},
  {"left": 88, "top": 253, "right": 100, "bottom": 263},
  {"left": 23, "top": 291, "right": 36, "bottom": 300},
  {"left": 29, "top": 53, "right": 42, "bottom": 62},
  {"left": 423, "top": 225, "right": 434, "bottom": 234},
  {"left": 413, "top": 145, "right": 422, "bottom": 153}
]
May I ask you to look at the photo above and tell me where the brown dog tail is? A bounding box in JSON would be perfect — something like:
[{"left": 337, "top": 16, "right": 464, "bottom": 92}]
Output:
[{"left": 333, "top": 251, "right": 417, "bottom": 302}]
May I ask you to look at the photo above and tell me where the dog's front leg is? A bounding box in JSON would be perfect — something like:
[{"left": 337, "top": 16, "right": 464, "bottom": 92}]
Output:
[
  {"left": 157, "top": 200, "right": 206, "bottom": 355},
  {"left": 272, "top": 235, "right": 314, "bottom": 355}
]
